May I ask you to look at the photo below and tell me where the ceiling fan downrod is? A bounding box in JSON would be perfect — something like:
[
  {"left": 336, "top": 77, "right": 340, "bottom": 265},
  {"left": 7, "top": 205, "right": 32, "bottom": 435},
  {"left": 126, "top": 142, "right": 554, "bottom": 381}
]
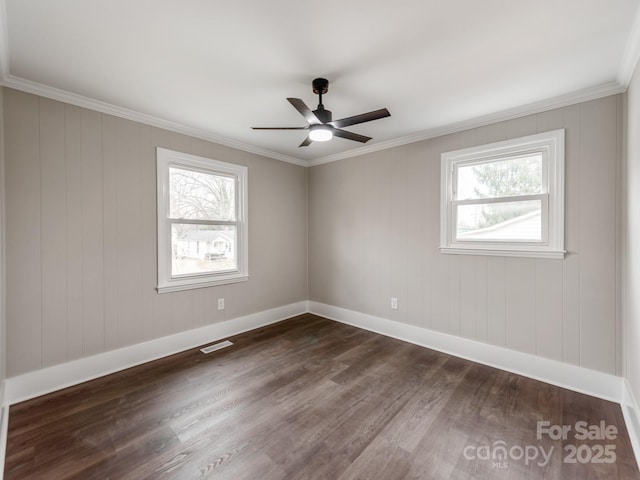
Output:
[{"left": 312, "top": 78, "right": 331, "bottom": 123}]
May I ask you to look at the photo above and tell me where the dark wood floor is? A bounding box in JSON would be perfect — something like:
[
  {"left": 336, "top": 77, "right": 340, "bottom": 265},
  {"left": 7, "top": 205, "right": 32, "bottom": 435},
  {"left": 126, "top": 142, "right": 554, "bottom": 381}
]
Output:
[{"left": 4, "top": 314, "right": 639, "bottom": 479}]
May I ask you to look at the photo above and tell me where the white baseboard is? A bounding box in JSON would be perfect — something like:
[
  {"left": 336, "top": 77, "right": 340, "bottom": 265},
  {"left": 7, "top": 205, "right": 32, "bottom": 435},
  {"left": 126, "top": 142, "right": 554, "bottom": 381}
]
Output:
[
  {"left": 308, "top": 301, "right": 623, "bottom": 403},
  {"left": 622, "top": 379, "right": 640, "bottom": 469},
  {"left": 4, "top": 301, "right": 308, "bottom": 406}
]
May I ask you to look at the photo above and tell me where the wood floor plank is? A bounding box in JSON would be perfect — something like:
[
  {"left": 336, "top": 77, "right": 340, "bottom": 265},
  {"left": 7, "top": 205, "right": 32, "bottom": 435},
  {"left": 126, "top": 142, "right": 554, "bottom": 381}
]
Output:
[{"left": 4, "top": 314, "right": 639, "bottom": 479}]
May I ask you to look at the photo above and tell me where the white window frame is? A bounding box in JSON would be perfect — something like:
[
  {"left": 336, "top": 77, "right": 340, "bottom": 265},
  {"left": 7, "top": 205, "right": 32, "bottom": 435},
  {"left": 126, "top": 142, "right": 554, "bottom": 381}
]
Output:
[
  {"left": 440, "top": 129, "right": 565, "bottom": 259},
  {"left": 156, "top": 148, "right": 248, "bottom": 293}
]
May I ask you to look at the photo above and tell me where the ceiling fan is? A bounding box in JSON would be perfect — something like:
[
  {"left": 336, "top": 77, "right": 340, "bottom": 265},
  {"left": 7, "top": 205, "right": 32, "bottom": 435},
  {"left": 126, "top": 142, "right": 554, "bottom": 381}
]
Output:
[{"left": 252, "top": 78, "right": 391, "bottom": 147}]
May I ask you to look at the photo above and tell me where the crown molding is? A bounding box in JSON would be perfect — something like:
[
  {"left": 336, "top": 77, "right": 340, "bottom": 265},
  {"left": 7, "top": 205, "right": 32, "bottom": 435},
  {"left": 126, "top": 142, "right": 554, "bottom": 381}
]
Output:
[
  {"left": 0, "top": 74, "right": 308, "bottom": 167},
  {"left": 308, "top": 81, "right": 626, "bottom": 167},
  {"left": 0, "top": 74, "right": 626, "bottom": 170},
  {"left": 618, "top": 2, "right": 640, "bottom": 87}
]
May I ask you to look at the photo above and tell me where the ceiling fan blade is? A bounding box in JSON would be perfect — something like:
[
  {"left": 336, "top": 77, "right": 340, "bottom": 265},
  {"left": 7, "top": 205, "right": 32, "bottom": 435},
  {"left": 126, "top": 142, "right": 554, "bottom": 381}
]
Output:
[
  {"left": 299, "top": 136, "right": 313, "bottom": 147},
  {"left": 333, "top": 128, "right": 372, "bottom": 143},
  {"left": 251, "top": 127, "right": 308, "bottom": 130},
  {"left": 329, "top": 108, "right": 390, "bottom": 129},
  {"left": 287, "top": 98, "right": 321, "bottom": 125}
]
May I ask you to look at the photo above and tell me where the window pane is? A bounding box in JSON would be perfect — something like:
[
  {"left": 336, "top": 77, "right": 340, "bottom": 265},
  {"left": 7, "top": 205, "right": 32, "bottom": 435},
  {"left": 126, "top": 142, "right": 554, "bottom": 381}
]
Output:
[
  {"left": 169, "top": 167, "right": 235, "bottom": 221},
  {"left": 456, "top": 154, "right": 543, "bottom": 200},
  {"left": 456, "top": 200, "right": 542, "bottom": 241},
  {"left": 171, "top": 224, "right": 237, "bottom": 276}
]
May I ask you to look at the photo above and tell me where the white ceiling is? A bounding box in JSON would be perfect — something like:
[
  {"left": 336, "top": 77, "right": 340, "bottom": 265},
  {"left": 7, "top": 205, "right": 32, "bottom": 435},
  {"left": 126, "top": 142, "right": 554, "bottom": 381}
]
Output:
[{"left": 2, "top": 0, "right": 640, "bottom": 165}]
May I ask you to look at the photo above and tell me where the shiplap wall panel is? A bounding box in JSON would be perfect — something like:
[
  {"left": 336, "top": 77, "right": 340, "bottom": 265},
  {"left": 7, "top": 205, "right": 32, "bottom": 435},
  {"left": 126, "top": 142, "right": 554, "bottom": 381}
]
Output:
[
  {"left": 486, "top": 257, "right": 507, "bottom": 347},
  {"left": 420, "top": 141, "right": 441, "bottom": 330},
  {"left": 459, "top": 256, "right": 476, "bottom": 339},
  {"left": 64, "top": 105, "right": 84, "bottom": 361},
  {"left": 40, "top": 98, "right": 68, "bottom": 367},
  {"left": 579, "top": 98, "right": 618, "bottom": 373},
  {"left": 330, "top": 160, "right": 357, "bottom": 312},
  {"left": 561, "top": 104, "right": 581, "bottom": 365},
  {"left": 348, "top": 157, "right": 369, "bottom": 316},
  {"left": 430, "top": 135, "right": 458, "bottom": 335},
  {"left": 535, "top": 260, "right": 564, "bottom": 361},
  {"left": 448, "top": 256, "right": 461, "bottom": 335},
  {"left": 486, "top": 121, "right": 507, "bottom": 144},
  {"left": 139, "top": 124, "right": 156, "bottom": 339},
  {"left": 389, "top": 148, "right": 409, "bottom": 324},
  {"left": 506, "top": 114, "right": 537, "bottom": 140},
  {"left": 536, "top": 107, "right": 565, "bottom": 132},
  {"left": 149, "top": 128, "right": 173, "bottom": 338},
  {"left": 407, "top": 146, "right": 425, "bottom": 327},
  {"left": 4, "top": 88, "right": 308, "bottom": 376},
  {"left": 474, "top": 125, "right": 489, "bottom": 147},
  {"left": 116, "top": 119, "right": 143, "bottom": 347},
  {"left": 309, "top": 94, "right": 623, "bottom": 375},
  {"left": 80, "top": 108, "right": 105, "bottom": 356},
  {"left": 534, "top": 106, "right": 568, "bottom": 363},
  {"left": 430, "top": 254, "right": 450, "bottom": 333},
  {"left": 474, "top": 256, "right": 488, "bottom": 342},
  {"left": 5, "top": 91, "right": 42, "bottom": 374},
  {"left": 307, "top": 159, "right": 329, "bottom": 307},
  {"left": 102, "top": 115, "right": 118, "bottom": 352},
  {"left": 362, "top": 152, "right": 389, "bottom": 318},
  {"left": 505, "top": 258, "right": 536, "bottom": 355}
]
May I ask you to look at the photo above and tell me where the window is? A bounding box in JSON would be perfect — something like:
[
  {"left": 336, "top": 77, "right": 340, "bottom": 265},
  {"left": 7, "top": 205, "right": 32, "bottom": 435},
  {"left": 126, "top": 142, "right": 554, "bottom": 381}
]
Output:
[
  {"left": 157, "top": 148, "right": 248, "bottom": 293},
  {"left": 440, "top": 129, "right": 564, "bottom": 258}
]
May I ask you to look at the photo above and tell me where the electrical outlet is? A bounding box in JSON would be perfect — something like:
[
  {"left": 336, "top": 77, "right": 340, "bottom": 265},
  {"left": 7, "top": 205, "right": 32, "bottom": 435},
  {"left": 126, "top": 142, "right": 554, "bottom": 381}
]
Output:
[
  {"left": 391, "top": 297, "right": 398, "bottom": 310},
  {"left": 217, "top": 298, "right": 225, "bottom": 310}
]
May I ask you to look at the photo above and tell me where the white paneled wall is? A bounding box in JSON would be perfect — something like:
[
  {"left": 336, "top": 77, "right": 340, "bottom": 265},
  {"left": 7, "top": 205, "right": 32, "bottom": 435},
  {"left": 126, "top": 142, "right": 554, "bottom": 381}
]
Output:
[
  {"left": 3, "top": 88, "right": 308, "bottom": 377},
  {"left": 309, "top": 95, "right": 622, "bottom": 375},
  {"left": 626, "top": 64, "right": 640, "bottom": 404},
  {"left": 0, "top": 87, "right": 5, "bottom": 388}
]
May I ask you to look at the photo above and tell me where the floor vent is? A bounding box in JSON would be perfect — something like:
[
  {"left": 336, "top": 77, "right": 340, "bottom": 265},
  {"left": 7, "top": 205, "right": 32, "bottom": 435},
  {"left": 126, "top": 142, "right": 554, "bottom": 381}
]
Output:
[{"left": 200, "top": 340, "right": 233, "bottom": 354}]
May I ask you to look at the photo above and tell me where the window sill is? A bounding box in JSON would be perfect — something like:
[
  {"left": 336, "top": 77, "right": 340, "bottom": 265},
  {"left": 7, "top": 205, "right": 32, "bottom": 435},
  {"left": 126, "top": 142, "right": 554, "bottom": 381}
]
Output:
[
  {"left": 157, "top": 274, "right": 249, "bottom": 293},
  {"left": 440, "top": 247, "right": 565, "bottom": 259}
]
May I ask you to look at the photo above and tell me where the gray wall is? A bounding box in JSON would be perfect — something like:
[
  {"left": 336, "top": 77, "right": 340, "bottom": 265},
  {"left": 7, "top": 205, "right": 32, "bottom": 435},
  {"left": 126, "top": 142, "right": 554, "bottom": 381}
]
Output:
[
  {"left": 3, "top": 88, "right": 308, "bottom": 377},
  {"left": 626, "top": 66, "right": 640, "bottom": 401},
  {"left": 309, "top": 95, "right": 623, "bottom": 376},
  {"left": 1, "top": 87, "right": 627, "bottom": 380}
]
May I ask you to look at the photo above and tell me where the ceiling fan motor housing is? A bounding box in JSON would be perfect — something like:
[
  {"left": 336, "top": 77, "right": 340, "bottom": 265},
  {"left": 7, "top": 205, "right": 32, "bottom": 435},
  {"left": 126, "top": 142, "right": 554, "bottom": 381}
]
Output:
[
  {"left": 313, "top": 108, "right": 332, "bottom": 123},
  {"left": 312, "top": 77, "right": 329, "bottom": 95}
]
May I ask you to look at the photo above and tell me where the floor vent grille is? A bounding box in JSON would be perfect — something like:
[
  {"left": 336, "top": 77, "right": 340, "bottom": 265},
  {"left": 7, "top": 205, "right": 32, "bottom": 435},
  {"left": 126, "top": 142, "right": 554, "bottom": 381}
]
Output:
[{"left": 200, "top": 340, "right": 234, "bottom": 354}]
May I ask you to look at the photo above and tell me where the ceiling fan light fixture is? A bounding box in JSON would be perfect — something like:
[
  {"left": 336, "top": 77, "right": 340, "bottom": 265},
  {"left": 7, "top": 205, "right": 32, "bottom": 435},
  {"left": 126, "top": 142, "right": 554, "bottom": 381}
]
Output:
[
  {"left": 309, "top": 124, "right": 333, "bottom": 142},
  {"left": 251, "top": 78, "right": 390, "bottom": 147}
]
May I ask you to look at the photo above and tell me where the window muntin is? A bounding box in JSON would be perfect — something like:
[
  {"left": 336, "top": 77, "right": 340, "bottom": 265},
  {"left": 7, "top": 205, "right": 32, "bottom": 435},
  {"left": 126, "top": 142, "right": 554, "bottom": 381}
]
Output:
[
  {"left": 157, "top": 148, "right": 248, "bottom": 292},
  {"left": 441, "top": 130, "right": 564, "bottom": 258}
]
